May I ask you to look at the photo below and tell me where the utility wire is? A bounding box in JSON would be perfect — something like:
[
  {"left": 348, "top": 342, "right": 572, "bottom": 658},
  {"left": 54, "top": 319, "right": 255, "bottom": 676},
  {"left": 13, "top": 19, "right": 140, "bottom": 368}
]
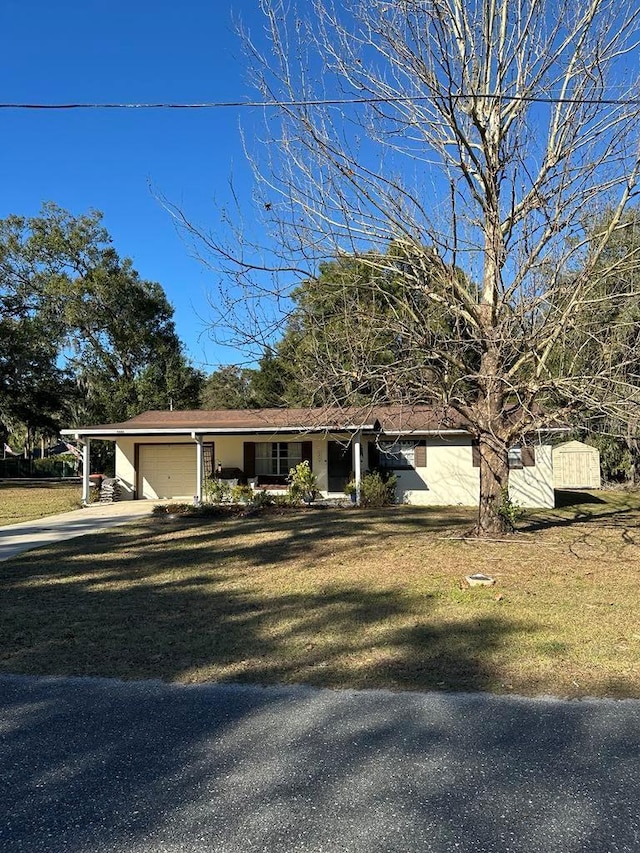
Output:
[{"left": 0, "top": 92, "right": 639, "bottom": 110}]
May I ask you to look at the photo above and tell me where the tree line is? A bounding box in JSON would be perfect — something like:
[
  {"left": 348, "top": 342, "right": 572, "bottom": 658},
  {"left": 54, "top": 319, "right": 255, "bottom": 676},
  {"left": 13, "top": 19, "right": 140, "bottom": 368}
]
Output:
[
  {"left": 0, "top": 203, "right": 203, "bottom": 456},
  {"left": 3, "top": 202, "right": 638, "bottom": 493}
]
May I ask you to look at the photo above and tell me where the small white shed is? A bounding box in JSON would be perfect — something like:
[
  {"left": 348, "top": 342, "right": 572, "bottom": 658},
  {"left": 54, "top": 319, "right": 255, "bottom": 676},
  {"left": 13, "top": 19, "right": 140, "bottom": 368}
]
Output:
[{"left": 552, "top": 440, "right": 601, "bottom": 489}]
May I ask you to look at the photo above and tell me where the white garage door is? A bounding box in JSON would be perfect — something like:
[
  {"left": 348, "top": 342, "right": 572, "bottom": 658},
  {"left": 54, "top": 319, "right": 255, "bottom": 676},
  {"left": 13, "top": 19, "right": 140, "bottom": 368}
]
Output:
[{"left": 139, "top": 444, "right": 196, "bottom": 499}]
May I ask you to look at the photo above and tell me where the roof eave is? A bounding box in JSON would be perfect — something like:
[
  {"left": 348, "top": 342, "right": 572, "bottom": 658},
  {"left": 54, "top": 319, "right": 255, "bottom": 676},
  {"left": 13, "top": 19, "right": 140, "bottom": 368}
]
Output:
[{"left": 61, "top": 424, "right": 378, "bottom": 438}]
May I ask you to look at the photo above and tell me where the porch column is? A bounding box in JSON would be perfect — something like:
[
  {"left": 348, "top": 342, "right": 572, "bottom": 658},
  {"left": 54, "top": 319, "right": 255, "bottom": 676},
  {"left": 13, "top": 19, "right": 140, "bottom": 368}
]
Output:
[
  {"left": 193, "top": 433, "right": 204, "bottom": 504},
  {"left": 81, "top": 438, "right": 91, "bottom": 505},
  {"left": 353, "top": 430, "right": 362, "bottom": 505}
]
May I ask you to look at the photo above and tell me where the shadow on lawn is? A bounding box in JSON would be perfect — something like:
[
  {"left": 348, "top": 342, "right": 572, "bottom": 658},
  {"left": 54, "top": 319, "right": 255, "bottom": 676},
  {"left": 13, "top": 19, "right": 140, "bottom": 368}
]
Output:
[
  {"left": 521, "top": 489, "right": 640, "bottom": 535},
  {"left": 4, "top": 508, "right": 640, "bottom": 853},
  {"left": 0, "top": 508, "right": 521, "bottom": 694}
]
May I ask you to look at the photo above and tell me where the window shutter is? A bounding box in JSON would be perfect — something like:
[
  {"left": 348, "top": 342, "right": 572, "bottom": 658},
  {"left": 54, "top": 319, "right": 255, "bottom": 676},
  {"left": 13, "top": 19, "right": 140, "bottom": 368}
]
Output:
[
  {"left": 243, "top": 442, "right": 256, "bottom": 477},
  {"left": 472, "top": 440, "right": 481, "bottom": 467},
  {"left": 301, "top": 441, "right": 313, "bottom": 470},
  {"left": 414, "top": 441, "right": 426, "bottom": 468},
  {"left": 521, "top": 446, "right": 536, "bottom": 467},
  {"left": 368, "top": 442, "right": 380, "bottom": 470}
]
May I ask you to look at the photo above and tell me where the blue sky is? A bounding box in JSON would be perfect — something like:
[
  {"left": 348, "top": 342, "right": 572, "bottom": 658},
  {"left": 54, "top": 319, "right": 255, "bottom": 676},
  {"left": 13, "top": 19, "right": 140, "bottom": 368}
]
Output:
[{"left": 1, "top": 1, "right": 269, "bottom": 372}]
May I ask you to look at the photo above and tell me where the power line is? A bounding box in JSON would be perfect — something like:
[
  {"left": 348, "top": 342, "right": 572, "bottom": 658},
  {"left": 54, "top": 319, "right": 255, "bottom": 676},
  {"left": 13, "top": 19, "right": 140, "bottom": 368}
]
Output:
[{"left": 0, "top": 92, "right": 639, "bottom": 110}]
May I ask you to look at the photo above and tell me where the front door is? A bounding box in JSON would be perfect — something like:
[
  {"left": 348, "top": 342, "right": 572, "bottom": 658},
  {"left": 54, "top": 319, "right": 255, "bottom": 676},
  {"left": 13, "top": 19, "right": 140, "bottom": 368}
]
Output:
[{"left": 327, "top": 441, "right": 352, "bottom": 492}]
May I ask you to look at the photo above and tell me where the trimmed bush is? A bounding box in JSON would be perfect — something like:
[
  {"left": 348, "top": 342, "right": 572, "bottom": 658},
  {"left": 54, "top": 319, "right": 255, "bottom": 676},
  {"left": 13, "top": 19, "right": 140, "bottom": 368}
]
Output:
[{"left": 360, "top": 471, "right": 397, "bottom": 507}]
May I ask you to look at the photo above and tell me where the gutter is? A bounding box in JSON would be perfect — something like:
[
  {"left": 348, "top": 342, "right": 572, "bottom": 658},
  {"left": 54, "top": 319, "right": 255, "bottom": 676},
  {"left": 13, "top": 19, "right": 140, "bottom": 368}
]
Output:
[{"left": 61, "top": 424, "right": 378, "bottom": 439}]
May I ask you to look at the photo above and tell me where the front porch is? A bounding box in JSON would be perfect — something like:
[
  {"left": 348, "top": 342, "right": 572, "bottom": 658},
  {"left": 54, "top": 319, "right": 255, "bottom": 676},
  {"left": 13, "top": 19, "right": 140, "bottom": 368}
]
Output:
[{"left": 75, "top": 431, "right": 366, "bottom": 505}]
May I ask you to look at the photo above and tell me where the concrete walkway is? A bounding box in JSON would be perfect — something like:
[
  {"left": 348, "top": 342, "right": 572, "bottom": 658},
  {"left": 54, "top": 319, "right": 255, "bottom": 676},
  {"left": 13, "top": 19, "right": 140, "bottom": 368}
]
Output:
[{"left": 0, "top": 501, "right": 156, "bottom": 562}]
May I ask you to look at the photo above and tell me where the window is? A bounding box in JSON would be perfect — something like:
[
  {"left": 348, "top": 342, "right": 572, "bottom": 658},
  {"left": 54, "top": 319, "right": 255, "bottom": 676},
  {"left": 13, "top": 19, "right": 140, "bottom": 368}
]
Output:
[
  {"left": 378, "top": 440, "right": 418, "bottom": 470},
  {"left": 255, "top": 442, "right": 302, "bottom": 476},
  {"left": 508, "top": 447, "right": 523, "bottom": 469}
]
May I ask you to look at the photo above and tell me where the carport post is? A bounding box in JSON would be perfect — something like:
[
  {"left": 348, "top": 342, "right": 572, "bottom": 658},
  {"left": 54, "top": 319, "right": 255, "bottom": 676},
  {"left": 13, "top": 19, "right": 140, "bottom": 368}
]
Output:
[
  {"left": 353, "top": 430, "right": 362, "bottom": 505},
  {"left": 193, "top": 433, "right": 204, "bottom": 504},
  {"left": 81, "top": 438, "right": 91, "bottom": 505}
]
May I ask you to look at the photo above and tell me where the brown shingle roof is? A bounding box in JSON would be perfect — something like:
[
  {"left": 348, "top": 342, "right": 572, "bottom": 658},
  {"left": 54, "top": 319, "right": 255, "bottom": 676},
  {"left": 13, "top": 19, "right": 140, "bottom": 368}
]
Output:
[{"left": 63, "top": 404, "right": 474, "bottom": 436}]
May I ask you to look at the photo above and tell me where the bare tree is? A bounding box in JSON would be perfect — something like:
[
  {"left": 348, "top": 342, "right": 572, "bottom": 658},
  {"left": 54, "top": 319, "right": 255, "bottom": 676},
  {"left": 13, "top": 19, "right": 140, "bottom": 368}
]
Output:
[{"left": 174, "top": 0, "right": 640, "bottom": 535}]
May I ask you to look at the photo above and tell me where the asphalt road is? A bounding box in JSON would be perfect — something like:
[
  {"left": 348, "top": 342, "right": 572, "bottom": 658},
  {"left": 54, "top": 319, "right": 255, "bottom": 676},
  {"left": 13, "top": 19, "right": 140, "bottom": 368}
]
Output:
[{"left": 2, "top": 675, "right": 640, "bottom": 852}]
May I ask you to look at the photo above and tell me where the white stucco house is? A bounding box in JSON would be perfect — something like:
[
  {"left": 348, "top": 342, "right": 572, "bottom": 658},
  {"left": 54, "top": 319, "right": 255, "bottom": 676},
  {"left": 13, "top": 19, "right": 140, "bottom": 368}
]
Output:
[{"left": 62, "top": 405, "right": 560, "bottom": 508}]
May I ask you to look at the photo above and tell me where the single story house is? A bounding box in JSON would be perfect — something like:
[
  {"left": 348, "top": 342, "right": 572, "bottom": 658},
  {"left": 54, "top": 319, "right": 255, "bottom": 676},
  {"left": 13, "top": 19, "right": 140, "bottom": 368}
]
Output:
[
  {"left": 62, "top": 405, "right": 562, "bottom": 508},
  {"left": 552, "top": 440, "right": 601, "bottom": 489}
]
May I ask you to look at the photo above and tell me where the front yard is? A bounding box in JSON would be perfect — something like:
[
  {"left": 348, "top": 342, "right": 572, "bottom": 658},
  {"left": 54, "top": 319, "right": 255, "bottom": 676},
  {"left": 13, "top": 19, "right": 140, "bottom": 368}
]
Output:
[
  {"left": 0, "top": 481, "right": 81, "bottom": 524},
  {"left": 1, "top": 489, "right": 640, "bottom": 698}
]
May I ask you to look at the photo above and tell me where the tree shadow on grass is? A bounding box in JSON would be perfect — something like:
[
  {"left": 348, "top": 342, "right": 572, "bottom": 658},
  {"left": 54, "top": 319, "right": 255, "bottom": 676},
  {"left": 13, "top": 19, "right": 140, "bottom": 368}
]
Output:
[
  {"left": 1, "top": 512, "right": 522, "bottom": 694},
  {"left": 4, "top": 512, "right": 640, "bottom": 851},
  {"left": 554, "top": 489, "right": 607, "bottom": 508},
  {"left": 521, "top": 490, "right": 640, "bottom": 534}
]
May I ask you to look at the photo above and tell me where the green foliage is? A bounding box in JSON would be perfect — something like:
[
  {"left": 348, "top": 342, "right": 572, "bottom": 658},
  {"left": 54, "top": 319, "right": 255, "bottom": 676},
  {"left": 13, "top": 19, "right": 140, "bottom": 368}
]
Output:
[
  {"left": 89, "top": 440, "right": 116, "bottom": 477},
  {"left": 32, "top": 456, "right": 77, "bottom": 477},
  {"left": 0, "top": 202, "right": 203, "bottom": 441},
  {"left": 256, "top": 248, "right": 477, "bottom": 408},
  {"left": 249, "top": 489, "right": 275, "bottom": 508},
  {"left": 288, "top": 460, "right": 318, "bottom": 504},
  {"left": 200, "top": 365, "right": 256, "bottom": 409},
  {"left": 497, "top": 488, "right": 523, "bottom": 531},
  {"left": 272, "top": 494, "right": 295, "bottom": 507},
  {"left": 152, "top": 503, "right": 188, "bottom": 515},
  {"left": 202, "top": 477, "right": 232, "bottom": 504},
  {"left": 250, "top": 349, "right": 295, "bottom": 407},
  {"left": 586, "top": 433, "right": 635, "bottom": 483},
  {"left": 359, "top": 471, "right": 397, "bottom": 507},
  {"left": 231, "top": 483, "right": 254, "bottom": 503},
  {"left": 0, "top": 315, "right": 71, "bottom": 438},
  {"left": 65, "top": 247, "right": 203, "bottom": 424}
]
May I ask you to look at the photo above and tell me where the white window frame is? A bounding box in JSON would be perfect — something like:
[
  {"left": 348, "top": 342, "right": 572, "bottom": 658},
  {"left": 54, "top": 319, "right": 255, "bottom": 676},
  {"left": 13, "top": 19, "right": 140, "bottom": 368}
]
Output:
[
  {"left": 378, "top": 440, "right": 417, "bottom": 470},
  {"left": 255, "top": 442, "right": 303, "bottom": 476},
  {"left": 508, "top": 447, "right": 523, "bottom": 469}
]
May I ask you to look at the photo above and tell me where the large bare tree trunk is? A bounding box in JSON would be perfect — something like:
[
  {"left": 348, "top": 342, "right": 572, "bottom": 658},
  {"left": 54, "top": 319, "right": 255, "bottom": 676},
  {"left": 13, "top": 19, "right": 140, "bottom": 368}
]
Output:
[
  {"left": 474, "top": 343, "right": 511, "bottom": 535},
  {"left": 476, "top": 436, "right": 510, "bottom": 537}
]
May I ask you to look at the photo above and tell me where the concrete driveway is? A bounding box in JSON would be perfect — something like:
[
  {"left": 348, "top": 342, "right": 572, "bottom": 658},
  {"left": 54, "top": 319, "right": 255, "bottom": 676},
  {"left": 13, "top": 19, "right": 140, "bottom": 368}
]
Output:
[
  {"left": 2, "top": 675, "right": 640, "bottom": 852},
  {"left": 0, "top": 501, "right": 156, "bottom": 561}
]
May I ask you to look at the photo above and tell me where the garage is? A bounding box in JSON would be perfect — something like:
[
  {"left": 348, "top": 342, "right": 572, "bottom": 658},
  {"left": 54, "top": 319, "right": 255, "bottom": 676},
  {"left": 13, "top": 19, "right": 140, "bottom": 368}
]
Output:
[
  {"left": 138, "top": 444, "right": 197, "bottom": 500},
  {"left": 553, "top": 440, "right": 601, "bottom": 489}
]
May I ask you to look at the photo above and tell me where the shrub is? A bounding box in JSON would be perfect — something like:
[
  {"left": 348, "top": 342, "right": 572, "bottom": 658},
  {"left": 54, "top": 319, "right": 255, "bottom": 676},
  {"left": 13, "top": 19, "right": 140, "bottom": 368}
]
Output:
[
  {"left": 152, "top": 502, "right": 191, "bottom": 516},
  {"left": 497, "top": 487, "right": 523, "bottom": 530},
  {"left": 231, "top": 483, "right": 254, "bottom": 503},
  {"left": 288, "top": 460, "right": 319, "bottom": 505},
  {"left": 359, "top": 471, "right": 397, "bottom": 507},
  {"left": 32, "top": 456, "right": 77, "bottom": 477},
  {"left": 203, "top": 477, "right": 232, "bottom": 504},
  {"left": 344, "top": 480, "right": 357, "bottom": 497},
  {"left": 250, "top": 489, "right": 275, "bottom": 508},
  {"left": 273, "top": 493, "right": 296, "bottom": 507}
]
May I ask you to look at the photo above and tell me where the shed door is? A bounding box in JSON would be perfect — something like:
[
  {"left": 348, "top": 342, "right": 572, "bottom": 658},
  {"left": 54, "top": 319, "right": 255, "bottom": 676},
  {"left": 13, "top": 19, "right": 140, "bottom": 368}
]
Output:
[
  {"left": 560, "top": 452, "right": 593, "bottom": 488},
  {"left": 139, "top": 444, "right": 196, "bottom": 499}
]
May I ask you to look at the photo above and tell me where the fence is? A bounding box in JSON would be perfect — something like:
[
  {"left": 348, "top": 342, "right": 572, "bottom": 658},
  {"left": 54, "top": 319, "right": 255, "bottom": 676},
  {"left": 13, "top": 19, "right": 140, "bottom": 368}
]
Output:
[{"left": 0, "top": 457, "right": 78, "bottom": 479}]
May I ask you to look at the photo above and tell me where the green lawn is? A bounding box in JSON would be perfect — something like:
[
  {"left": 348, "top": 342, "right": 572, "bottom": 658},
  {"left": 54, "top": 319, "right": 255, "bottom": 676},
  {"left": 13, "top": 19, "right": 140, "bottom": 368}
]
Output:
[
  {"left": 1, "top": 489, "right": 640, "bottom": 698},
  {"left": 0, "top": 482, "right": 81, "bottom": 524}
]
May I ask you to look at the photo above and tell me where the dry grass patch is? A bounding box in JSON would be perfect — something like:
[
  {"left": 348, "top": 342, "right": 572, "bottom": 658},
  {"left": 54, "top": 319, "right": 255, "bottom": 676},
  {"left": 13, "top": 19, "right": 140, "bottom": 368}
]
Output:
[
  {"left": 1, "top": 490, "right": 640, "bottom": 698},
  {"left": 0, "top": 482, "right": 81, "bottom": 524}
]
